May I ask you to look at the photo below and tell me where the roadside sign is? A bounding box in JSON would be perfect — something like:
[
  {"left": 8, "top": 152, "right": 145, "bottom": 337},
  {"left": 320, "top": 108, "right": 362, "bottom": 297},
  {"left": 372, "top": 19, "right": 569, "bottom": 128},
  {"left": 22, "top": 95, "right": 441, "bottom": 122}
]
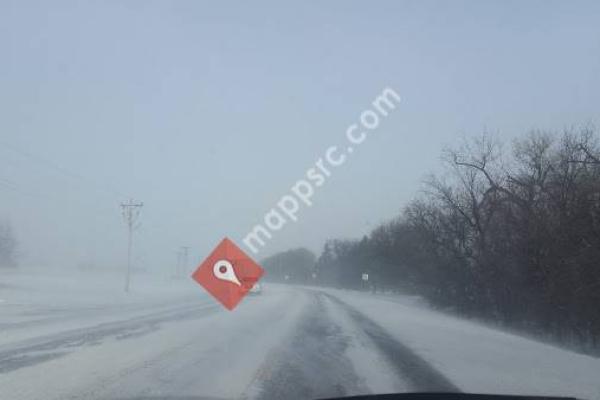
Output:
[{"left": 362, "top": 273, "right": 369, "bottom": 281}]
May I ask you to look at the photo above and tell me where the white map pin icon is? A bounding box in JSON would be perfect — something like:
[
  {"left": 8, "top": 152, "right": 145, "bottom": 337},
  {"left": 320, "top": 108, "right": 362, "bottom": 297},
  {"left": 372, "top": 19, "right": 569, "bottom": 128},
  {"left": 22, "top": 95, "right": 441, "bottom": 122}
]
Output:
[{"left": 213, "top": 259, "right": 241, "bottom": 286}]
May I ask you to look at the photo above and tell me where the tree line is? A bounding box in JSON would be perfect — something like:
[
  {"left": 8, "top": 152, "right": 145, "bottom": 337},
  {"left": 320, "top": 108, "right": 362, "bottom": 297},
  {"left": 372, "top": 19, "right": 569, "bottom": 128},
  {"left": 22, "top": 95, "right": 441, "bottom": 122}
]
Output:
[
  {"left": 312, "top": 127, "right": 600, "bottom": 350},
  {"left": 261, "top": 247, "right": 316, "bottom": 283}
]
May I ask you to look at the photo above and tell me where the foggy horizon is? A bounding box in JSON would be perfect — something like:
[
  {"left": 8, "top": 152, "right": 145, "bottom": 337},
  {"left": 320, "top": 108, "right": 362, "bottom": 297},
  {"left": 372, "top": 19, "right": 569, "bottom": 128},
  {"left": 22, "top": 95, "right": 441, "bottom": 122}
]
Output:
[{"left": 2, "top": 1, "right": 599, "bottom": 272}]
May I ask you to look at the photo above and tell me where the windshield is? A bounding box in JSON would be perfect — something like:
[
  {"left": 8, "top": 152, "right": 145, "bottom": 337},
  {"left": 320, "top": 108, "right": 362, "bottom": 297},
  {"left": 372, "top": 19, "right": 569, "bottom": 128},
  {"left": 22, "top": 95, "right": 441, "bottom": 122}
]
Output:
[{"left": 1, "top": 1, "right": 600, "bottom": 400}]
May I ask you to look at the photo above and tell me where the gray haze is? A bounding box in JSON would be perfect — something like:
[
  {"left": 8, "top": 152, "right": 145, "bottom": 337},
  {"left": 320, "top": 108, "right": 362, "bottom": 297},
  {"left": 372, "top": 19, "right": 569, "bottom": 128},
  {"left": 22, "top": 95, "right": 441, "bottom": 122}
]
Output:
[{"left": 1, "top": 0, "right": 599, "bottom": 271}]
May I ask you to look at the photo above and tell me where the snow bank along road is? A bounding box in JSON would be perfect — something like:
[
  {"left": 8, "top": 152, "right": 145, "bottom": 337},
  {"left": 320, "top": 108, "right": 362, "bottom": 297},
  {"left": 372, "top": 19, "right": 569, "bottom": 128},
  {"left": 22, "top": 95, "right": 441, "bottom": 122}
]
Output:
[{"left": 1, "top": 284, "right": 599, "bottom": 400}]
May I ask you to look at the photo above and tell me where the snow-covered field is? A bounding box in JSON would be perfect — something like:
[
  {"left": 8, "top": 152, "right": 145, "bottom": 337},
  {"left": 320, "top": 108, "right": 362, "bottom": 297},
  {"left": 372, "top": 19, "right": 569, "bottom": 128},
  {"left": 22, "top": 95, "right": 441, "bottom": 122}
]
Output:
[
  {"left": 1, "top": 271, "right": 599, "bottom": 400},
  {"left": 0, "top": 269, "right": 203, "bottom": 346}
]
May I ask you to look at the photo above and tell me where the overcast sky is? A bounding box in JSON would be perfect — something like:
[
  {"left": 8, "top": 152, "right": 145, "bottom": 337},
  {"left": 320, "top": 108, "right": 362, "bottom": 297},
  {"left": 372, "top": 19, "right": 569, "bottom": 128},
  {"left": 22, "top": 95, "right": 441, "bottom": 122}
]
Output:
[{"left": 1, "top": 0, "right": 599, "bottom": 272}]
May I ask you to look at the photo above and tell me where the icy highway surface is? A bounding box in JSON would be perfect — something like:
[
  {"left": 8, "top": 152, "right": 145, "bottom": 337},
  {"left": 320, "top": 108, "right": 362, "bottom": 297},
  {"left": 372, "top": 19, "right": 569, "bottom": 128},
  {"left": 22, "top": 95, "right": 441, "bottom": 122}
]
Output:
[{"left": 1, "top": 274, "right": 600, "bottom": 400}]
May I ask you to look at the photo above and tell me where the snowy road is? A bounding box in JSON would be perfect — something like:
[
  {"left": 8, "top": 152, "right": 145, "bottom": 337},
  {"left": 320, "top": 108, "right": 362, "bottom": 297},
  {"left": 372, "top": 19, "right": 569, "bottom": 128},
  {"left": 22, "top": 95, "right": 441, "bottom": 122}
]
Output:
[{"left": 1, "top": 283, "right": 599, "bottom": 400}]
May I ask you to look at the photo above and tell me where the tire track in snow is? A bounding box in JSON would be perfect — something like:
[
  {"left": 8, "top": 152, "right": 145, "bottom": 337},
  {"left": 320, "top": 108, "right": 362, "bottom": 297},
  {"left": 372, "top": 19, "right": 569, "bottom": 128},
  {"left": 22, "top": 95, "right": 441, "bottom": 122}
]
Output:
[
  {"left": 249, "top": 291, "right": 366, "bottom": 400},
  {"left": 0, "top": 303, "right": 219, "bottom": 374},
  {"left": 250, "top": 288, "right": 457, "bottom": 399},
  {"left": 321, "top": 291, "right": 460, "bottom": 393}
]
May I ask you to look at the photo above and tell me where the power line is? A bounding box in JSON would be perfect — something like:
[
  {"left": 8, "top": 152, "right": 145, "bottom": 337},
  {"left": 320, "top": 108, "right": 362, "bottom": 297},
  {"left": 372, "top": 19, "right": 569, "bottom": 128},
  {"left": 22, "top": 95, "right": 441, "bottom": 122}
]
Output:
[
  {"left": 0, "top": 141, "right": 132, "bottom": 222},
  {"left": 0, "top": 174, "right": 124, "bottom": 224},
  {"left": 0, "top": 140, "right": 127, "bottom": 199},
  {"left": 0, "top": 177, "right": 41, "bottom": 199}
]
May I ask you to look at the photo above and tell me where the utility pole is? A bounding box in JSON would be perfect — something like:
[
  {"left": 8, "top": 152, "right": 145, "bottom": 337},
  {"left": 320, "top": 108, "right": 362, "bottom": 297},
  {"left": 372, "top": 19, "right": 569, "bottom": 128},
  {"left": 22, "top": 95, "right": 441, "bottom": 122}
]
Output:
[
  {"left": 180, "top": 246, "right": 190, "bottom": 277},
  {"left": 174, "top": 249, "right": 181, "bottom": 279},
  {"left": 121, "top": 199, "right": 143, "bottom": 293}
]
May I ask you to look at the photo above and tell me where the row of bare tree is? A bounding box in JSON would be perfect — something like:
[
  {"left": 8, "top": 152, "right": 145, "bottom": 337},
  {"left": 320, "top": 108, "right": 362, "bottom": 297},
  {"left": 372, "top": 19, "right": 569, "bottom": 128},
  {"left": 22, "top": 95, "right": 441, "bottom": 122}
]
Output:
[
  {"left": 261, "top": 247, "right": 316, "bottom": 283},
  {"left": 315, "top": 127, "right": 600, "bottom": 350}
]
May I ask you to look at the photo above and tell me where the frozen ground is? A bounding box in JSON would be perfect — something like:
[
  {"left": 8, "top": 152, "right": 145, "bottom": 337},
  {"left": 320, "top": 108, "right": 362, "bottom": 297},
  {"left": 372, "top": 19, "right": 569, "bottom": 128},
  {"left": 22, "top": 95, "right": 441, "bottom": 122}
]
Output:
[{"left": 1, "top": 271, "right": 599, "bottom": 400}]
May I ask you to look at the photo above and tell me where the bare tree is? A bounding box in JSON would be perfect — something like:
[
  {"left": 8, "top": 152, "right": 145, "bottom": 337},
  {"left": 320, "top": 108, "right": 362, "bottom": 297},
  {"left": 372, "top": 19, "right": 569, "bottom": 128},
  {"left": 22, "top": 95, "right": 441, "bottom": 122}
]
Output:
[{"left": 314, "top": 127, "right": 600, "bottom": 352}]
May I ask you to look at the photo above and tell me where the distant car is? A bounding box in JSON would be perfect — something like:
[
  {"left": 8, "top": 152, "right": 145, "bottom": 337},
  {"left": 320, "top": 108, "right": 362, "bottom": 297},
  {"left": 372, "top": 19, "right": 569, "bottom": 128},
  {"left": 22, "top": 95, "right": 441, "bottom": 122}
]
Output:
[{"left": 249, "top": 282, "right": 262, "bottom": 295}]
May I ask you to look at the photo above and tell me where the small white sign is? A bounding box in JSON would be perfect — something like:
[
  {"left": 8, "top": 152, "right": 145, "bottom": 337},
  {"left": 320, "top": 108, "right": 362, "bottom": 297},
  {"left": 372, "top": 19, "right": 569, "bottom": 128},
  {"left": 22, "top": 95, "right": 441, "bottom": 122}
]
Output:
[{"left": 362, "top": 273, "right": 369, "bottom": 281}]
